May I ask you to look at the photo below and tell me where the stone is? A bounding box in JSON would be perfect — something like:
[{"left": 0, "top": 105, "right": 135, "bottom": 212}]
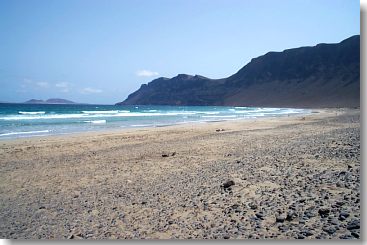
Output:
[
  {"left": 255, "top": 212, "right": 264, "bottom": 220},
  {"left": 339, "top": 211, "right": 350, "bottom": 221},
  {"left": 222, "top": 180, "right": 235, "bottom": 189},
  {"left": 276, "top": 215, "right": 286, "bottom": 223},
  {"left": 249, "top": 203, "right": 258, "bottom": 210},
  {"left": 286, "top": 211, "right": 297, "bottom": 221},
  {"left": 346, "top": 219, "right": 360, "bottom": 230},
  {"left": 339, "top": 234, "right": 353, "bottom": 239},
  {"left": 301, "top": 229, "right": 313, "bottom": 237},
  {"left": 318, "top": 208, "right": 330, "bottom": 218},
  {"left": 322, "top": 226, "right": 336, "bottom": 234}
]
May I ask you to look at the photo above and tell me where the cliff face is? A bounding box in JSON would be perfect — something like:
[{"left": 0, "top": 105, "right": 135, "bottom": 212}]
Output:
[{"left": 117, "top": 35, "right": 360, "bottom": 108}]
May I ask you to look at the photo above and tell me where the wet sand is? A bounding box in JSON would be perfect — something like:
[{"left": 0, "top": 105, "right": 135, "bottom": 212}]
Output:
[{"left": 0, "top": 108, "right": 360, "bottom": 239}]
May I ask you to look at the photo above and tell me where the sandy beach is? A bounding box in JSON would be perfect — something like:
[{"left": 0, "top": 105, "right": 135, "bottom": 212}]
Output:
[{"left": 0, "top": 108, "right": 360, "bottom": 239}]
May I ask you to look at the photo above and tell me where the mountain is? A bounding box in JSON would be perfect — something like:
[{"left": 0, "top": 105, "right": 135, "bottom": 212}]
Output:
[
  {"left": 117, "top": 35, "right": 360, "bottom": 108},
  {"left": 24, "top": 98, "right": 76, "bottom": 104}
]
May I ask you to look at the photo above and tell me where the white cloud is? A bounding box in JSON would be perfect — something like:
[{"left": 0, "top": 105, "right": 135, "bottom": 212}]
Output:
[
  {"left": 36, "top": 82, "right": 49, "bottom": 88},
  {"left": 19, "top": 79, "right": 48, "bottom": 90},
  {"left": 80, "top": 87, "right": 103, "bottom": 94},
  {"left": 55, "top": 82, "right": 69, "bottom": 88},
  {"left": 136, "top": 70, "right": 159, "bottom": 77},
  {"left": 55, "top": 82, "right": 72, "bottom": 93}
]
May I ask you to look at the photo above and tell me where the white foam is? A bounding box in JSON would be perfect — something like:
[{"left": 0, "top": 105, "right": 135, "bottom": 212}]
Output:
[
  {"left": 18, "top": 111, "right": 45, "bottom": 115},
  {"left": 0, "top": 130, "right": 50, "bottom": 136},
  {"left": 131, "top": 124, "right": 154, "bottom": 127},
  {"left": 1, "top": 108, "right": 307, "bottom": 121},
  {"left": 201, "top": 112, "right": 220, "bottom": 115},
  {"left": 84, "top": 120, "right": 106, "bottom": 124},
  {"left": 82, "top": 110, "right": 121, "bottom": 114},
  {"left": 1, "top": 114, "right": 86, "bottom": 120},
  {"left": 202, "top": 115, "right": 237, "bottom": 118}
]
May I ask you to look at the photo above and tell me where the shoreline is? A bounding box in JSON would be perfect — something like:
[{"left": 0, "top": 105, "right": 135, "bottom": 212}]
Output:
[
  {"left": 0, "top": 106, "right": 313, "bottom": 141},
  {"left": 0, "top": 108, "right": 360, "bottom": 239},
  {"left": 0, "top": 107, "right": 320, "bottom": 142}
]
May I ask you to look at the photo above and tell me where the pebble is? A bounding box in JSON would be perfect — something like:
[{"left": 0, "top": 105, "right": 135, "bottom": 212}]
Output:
[
  {"left": 0, "top": 110, "right": 360, "bottom": 239},
  {"left": 221, "top": 180, "right": 235, "bottom": 189},
  {"left": 276, "top": 215, "right": 286, "bottom": 223},
  {"left": 346, "top": 219, "right": 360, "bottom": 230},
  {"left": 318, "top": 208, "right": 330, "bottom": 218}
]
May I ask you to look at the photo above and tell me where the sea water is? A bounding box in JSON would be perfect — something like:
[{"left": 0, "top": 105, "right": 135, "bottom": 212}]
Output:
[{"left": 0, "top": 103, "right": 309, "bottom": 139}]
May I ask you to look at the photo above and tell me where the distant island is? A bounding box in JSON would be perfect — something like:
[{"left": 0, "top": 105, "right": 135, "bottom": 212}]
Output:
[
  {"left": 117, "top": 35, "right": 360, "bottom": 108},
  {"left": 24, "top": 98, "right": 77, "bottom": 104}
]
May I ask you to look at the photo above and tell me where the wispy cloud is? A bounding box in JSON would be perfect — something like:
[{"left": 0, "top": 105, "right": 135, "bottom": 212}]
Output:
[
  {"left": 136, "top": 69, "right": 159, "bottom": 77},
  {"left": 36, "top": 82, "right": 49, "bottom": 88},
  {"left": 17, "top": 78, "right": 32, "bottom": 93},
  {"left": 23, "top": 78, "right": 32, "bottom": 84},
  {"left": 55, "top": 82, "right": 72, "bottom": 93},
  {"left": 80, "top": 87, "right": 103, "bottom": 94}
]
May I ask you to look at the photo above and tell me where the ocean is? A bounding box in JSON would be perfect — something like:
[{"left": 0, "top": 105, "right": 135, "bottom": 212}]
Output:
[{"left": 0, "top": 103, "right": 309, "bottom": 139}]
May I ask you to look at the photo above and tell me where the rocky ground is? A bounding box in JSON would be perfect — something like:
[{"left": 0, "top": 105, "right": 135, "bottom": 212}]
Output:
[{"left": 0, "top": 109, "right": 360, "bottom": 239}]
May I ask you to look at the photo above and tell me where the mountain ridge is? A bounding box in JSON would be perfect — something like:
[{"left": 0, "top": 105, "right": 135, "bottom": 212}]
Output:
[
  {"left": 24, "top": 98, "right": 77, "bottom": 104},
  {"left": 117, "top": 35, "right": 360, "bottom": 108}
]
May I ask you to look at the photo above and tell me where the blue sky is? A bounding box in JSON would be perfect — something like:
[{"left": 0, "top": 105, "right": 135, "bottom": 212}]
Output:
[{"left": 0, "top": 0, "right": 360, "bottom": 104}]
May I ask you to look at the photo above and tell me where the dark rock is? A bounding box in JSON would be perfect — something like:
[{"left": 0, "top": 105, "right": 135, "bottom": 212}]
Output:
[
  {"left": 255, "top": 212, "right": 264, "bottom": 220},
  {"left": 304, "top": 210, "right": 316, "bottom": 218},
  {"left": 162, "top": 154, "right": 169, "bottom": 157},
  {"left": 322, "top": 226, "right": 336, "bottom": 234},
  {"left": 230, "top": 204, "right": 239, "bottom": 210},
  {"left": 223, "top": 235, "right": 230, "bottom": 239},
  {"left": 339, "top": 234, "right": 353, "bottom": 239},
  {"left": 286, "top": 211, "right": 297, "bottom": 221},
  {"left": 351, "top": 232, "right": 359, "bottom": 238},
  {"left": 278, "top": 225, "right": 289, "bottom": 232},
  {"left": 318, "top": 208, "right": 330, "bottom": 218},
  {"left": 335, "top": 201, "right": 345, "bottom": 207},
  {"left": 248, "top": 203, "right": 258, "bottom": 210},
  {"left": 222, "top": 180, "right": 235, "bottom": 189},
  {"left": 171, "top": 152, "right": 176, "bottom": 156},
  {"left": 339, "top": 211, "right": 350, "bottom": 221},
  {"left": 346, "top": 219, "right": 360, "bottom": 230},
  {"left": 276, "top": 215, "right": 286, "bottom": 223},
  {"left": 301, "top": 229, "right": 313, "bottom": 237}
]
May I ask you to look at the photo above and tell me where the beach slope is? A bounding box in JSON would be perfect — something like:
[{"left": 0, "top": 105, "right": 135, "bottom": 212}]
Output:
[{"left": 0, "top": 109, "right": 360, "bottom": 239}]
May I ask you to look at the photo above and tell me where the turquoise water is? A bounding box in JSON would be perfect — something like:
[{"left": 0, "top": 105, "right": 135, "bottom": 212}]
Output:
[{"left": 0, "top": 103, "right": 309, "bottom": 139}]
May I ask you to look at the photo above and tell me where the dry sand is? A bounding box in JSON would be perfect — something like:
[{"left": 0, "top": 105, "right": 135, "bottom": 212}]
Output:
[{"left": 0, "top": 108, "right": 360, "bottom": 239}]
